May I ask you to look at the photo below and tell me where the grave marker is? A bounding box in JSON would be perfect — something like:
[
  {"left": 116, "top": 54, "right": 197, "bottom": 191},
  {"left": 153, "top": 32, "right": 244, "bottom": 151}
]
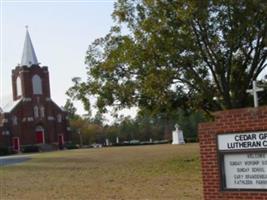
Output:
[
  {"left": 105, "top": 138, "right": 109, "bottom": 146},
  {"left": 172, "top": 124, "right": 185, "bottom": 145},
  {"left": 116, "top": 137, "right": 119, "bottom": 144}
]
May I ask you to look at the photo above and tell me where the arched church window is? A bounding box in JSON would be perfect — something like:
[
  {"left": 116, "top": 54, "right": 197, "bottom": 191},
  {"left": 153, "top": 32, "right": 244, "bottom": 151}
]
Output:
[
  {"left": 16, "top": 76, "right": 22, "bottom": 96},
  {"left": 40, "top": 106, "right": 45, "bottom": 118},
  {"left": 12, "top": 116, "right": 18, "bottom": 125},
  {"left": 57, "top": 114, "right": 62, "bottom": 123},
  {"left": 32, "top": 75, "right": 43, "bottom": 95},
  {"left": 34, "top": 106, "right": 39, "bottom": 118}
]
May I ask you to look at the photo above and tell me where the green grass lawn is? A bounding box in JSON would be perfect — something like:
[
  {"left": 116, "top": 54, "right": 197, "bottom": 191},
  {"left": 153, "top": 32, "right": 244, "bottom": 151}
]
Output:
[{"left": 0, "top": 144, "right": 203, "bottom": 200}]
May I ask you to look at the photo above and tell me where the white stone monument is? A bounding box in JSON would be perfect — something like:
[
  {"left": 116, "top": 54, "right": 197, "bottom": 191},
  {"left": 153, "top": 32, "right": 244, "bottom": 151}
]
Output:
[
  {"left": 105, "top": 138, "right": 110, "bottom": 146},
  {"left": 172, "top": 124, "right": 185, "bottom": 145},
  {"left": 116, "top": 137, "right": 119, "bottom": 144}
]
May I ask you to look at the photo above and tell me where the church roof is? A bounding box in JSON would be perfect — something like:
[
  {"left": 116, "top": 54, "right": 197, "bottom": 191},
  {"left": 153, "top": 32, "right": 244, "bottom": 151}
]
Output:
[
  {"left": 21, "top": 27, "right": 39, "bottom": 66},
  {"left": 2, "top": 99, "right": 22, "bottom": 113}
]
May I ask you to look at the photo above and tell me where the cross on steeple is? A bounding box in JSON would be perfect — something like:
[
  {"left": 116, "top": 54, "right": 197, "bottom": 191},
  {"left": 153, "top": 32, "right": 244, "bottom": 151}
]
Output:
[{"left": 246, "top": 81, "right": 264, "bottom": 108}]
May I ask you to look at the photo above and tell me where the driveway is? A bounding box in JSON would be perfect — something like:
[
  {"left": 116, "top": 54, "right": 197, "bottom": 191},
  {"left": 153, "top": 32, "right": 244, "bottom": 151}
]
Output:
[{"left": 0, "top": 155, "right": 31, "bottom": 166}]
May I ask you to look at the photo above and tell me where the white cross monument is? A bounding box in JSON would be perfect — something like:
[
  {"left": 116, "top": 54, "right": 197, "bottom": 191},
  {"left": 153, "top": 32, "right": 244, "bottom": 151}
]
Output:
[{"left": 246, "top": 81, "right": 264, "bottom": 108}]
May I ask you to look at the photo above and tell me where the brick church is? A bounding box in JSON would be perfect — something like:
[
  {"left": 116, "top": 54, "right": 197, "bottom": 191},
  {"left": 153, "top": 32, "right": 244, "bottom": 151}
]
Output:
[{"left": 0, "top": 28, "right": 70, "bottom": 152}]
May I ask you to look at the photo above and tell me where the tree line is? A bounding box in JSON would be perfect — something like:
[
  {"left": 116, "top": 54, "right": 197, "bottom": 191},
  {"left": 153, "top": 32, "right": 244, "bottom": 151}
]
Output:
[{"left": 64, "top": 99, "right": 205, "bottom": 145}]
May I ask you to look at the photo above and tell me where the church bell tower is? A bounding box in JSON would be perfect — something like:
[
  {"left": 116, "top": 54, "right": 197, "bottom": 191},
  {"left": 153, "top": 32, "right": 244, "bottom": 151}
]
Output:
[{"left": 11, "top": 27, "right": 51, "bottom": 102}]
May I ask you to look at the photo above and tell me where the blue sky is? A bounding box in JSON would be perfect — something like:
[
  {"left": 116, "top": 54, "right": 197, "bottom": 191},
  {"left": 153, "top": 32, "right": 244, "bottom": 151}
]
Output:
[{"left": 1, "top": 0, "right": 136, "bottom": 122}]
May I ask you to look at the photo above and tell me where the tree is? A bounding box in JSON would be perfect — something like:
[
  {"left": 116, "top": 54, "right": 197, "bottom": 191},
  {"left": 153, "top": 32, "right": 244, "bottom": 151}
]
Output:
[
  {"left": 105, "top": 125, "right": 119, "bottom": 143},
  {"left": 68, "top": 0, "right": 267, "bottom": 122},
  {"left": 110, "top": 0, "right": 267, "bottom": 111},
  {"left": 69, "top": 117, "right": 87, "bottom": 144},
  {"left": 176, "top": 109, "right": 206, "bottom": 140},
  {"left": 66, "top": 77, "right": 92, "bottom": 118},
  {"left": 63, "top": 99, "right": 78, "bottom": 120},
  {"left": 69, "top": 116, "right": 106, "bottom": 145},
  {"left": 118, "top": 116, "right": 136, "bottom": 140},
  {"left": 91, "top": 111, "right": 104, "bottom": 126}
]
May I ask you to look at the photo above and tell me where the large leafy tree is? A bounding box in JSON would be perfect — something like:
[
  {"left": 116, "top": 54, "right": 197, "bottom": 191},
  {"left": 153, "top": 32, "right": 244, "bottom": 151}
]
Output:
[
  {"left": 63, "top": 99, "right": 78, "bottom": 120},
  {"left": 68, "top": 0, "right": 267, "bottom": 120}
]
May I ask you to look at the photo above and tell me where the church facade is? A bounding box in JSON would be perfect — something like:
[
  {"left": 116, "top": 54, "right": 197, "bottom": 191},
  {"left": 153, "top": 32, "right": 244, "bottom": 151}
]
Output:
[{"left": 0, "top": 29, "right": 70, "bottom": 152}]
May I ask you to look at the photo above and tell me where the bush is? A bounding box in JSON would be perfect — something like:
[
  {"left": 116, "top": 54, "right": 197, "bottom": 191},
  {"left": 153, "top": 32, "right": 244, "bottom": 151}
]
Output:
[
  {"left": 0, "top": 147, "right": 10, "bottom": 156},
  {"left": 184, "top": 137, "right": 198, "bottom": 143},
  {"left": 129, "top": 140, "right": 140, "bottom": 144},
  {"left": 153, "top": 140, "right": 169, "bottom": 144},
  {"left": 22, "top": 145, "right": 40, "bottom": 153},
  {"left": 112, "top": 139, "right": 170, "bottom": 147},
  {"left": 64, "top": 143, "right": 79, "bottom": 149}
]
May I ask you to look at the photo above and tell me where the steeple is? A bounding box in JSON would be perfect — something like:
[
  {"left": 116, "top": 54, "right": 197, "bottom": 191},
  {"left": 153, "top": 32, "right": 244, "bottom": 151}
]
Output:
[{"left": 21, "top": 26, "right": 39, "bottom": 66}]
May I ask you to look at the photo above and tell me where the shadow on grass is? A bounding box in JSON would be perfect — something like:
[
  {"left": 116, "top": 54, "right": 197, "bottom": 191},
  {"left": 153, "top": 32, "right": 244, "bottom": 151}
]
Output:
[{"left": 0, "top": 157, "right": 31, "bottom": 167}]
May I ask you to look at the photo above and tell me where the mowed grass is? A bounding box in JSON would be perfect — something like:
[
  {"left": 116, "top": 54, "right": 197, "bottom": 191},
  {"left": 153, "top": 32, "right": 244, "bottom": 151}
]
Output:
[{"left": 0, "top": 144, "right": 203, "bottom": 200}]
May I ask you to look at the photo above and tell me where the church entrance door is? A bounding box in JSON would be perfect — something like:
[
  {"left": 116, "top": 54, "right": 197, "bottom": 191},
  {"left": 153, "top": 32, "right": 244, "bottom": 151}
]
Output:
[
  {"left": 12, "top": 137, "right": 20, "bottom": 152},
  {"left": 35, "top": 126, "right": 45, "bottom": 144},
  {"left": 58, "top": 134, "right": 64, "bottom": 149}
]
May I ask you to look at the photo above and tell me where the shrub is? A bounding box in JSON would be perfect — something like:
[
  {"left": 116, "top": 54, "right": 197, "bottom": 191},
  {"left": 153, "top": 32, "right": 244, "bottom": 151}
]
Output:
[
  {"left": 64, "top": 143, "right": 79, "bottom": 149},
  {"left": 0, "top": 147, "right": 10, "bottom": 156},
  {"left": 153, "top": 140, "right": 169, "bottom": 144},
  {"left": 185, "top": 137, "right": 198, "bottom": 143},
  {"left": 22, "top": 145, "right": 40, "bottom": 153},
  {"left": 112, "top": 140, "right": 170, "bottom": 147},
  {"left": 129, "top": 140, "right": 140, "bottom": 144}
]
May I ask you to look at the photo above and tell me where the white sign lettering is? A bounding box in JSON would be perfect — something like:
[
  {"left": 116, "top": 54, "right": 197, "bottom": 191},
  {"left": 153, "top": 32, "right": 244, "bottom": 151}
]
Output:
[
  {"left": 218, "top": 132, "right": 267, "bottom": 150},
  {"left": 224, "top": 153, "right": 267, "bottom": 189}
]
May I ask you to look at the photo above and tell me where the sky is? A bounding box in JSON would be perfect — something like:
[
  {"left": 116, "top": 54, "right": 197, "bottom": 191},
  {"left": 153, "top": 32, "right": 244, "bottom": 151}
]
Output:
[{"left": 0, "top": 0, "right": 137, "bottom": 123}]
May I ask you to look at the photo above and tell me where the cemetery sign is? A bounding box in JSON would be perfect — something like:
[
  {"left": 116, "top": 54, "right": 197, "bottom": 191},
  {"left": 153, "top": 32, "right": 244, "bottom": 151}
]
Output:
[{"left": 218, "top": 132, "right": 267, "bottom": 190}]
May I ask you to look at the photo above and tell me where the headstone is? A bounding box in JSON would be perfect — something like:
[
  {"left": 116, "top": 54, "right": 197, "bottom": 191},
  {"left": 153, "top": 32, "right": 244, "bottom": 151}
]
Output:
[
  {"left": 105, "top": 138, "right": 109, "bottom": 146},
  {"left": 149, "top": 138, "right": 153, "bottom": 143},
  {"left": 116, "top": 137, "right": 119, "bottom": 144},
  {"left": 172, "top": 124, "right": 185, "bottom": 144},
  {"left": 172, "top": 128, "right": 179, "bottom": 144}
]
